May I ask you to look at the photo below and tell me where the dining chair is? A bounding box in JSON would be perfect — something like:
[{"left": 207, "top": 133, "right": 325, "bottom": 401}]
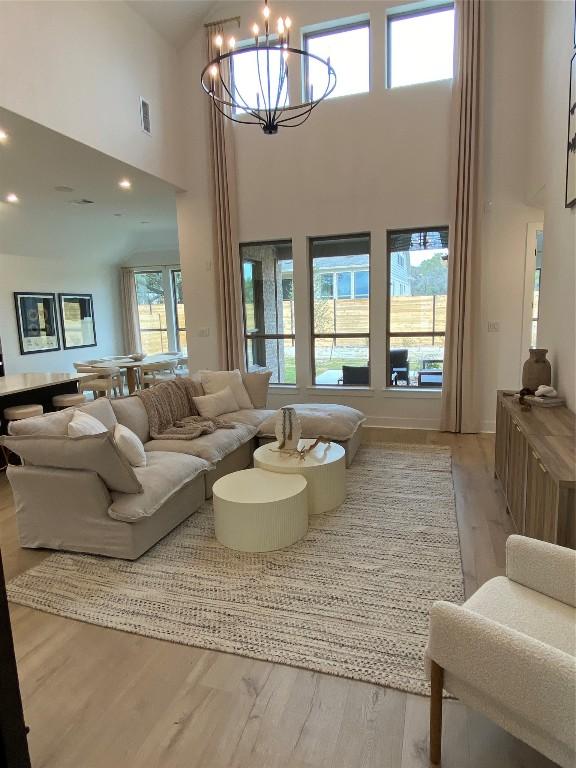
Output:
[
  {"left": 74, "top": 364, "right": 123, "bottom": 398},
  {"left": 141, "top": 360, "right": 177, "bottom": 387}
]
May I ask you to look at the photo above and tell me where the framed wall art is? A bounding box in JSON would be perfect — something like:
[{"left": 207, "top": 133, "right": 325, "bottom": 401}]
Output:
[
  {"left": 14, "top": 292, "right": 60, "bottom": 355},
  {"left": 58, "top": 293, "right": 97, "bottom": 349}
]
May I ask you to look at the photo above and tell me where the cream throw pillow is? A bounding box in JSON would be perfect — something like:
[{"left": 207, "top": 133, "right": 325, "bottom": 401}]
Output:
[
  {"left": 68, "top": 411, "right": 108, "bottom": 437},
  {"left": 114, "top": 423, "right": 147, "bottom": 468},
  {"left": 199, "top": 370, "right": 253, "bottom": 410},
  {"left": 193, "top": 386, "right": 239, "bottom": 419}
]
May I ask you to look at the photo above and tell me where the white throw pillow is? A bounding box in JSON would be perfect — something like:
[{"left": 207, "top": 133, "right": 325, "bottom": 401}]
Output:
[
  {"left": 68, "top": 410, "right": 107, "bottom": 437},
  {"left": 113, "top": 423, "right": 147, "bottom": 468},
  {"left": 193, "top": 386, "right": 239, "bottom": 419},
  {"left": 199, "top": 370, "right": 253, "bottom": 410}
]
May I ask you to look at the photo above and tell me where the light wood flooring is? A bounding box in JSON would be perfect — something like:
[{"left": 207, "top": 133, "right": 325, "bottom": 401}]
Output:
[{"left": 0, "top": 431, "right": 559, "bottom": 768}]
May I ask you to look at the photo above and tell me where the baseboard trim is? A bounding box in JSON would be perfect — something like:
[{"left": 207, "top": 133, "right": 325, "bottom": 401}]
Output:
[{"left": 363, "top": 417, "right": 440, "bottom": 430}]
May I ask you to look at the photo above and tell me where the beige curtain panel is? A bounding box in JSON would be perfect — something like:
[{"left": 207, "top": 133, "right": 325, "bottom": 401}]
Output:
[
  {"left": 440, "top": 0, "right": 484, "bottom": 433},
  {"left": 207, "top": 27, "right": 245, "bottom": 372},
  {"left": 120, "top": 267, "right": 142, "bottom": 354}
]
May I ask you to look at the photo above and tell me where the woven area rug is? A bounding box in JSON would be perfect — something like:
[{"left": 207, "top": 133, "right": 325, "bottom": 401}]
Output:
[{"left": 7, "top": 443, "right": 464, "bottom": 695}]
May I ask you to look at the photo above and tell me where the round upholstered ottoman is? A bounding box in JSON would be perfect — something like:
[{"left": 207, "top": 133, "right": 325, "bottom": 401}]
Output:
[{"left": 212, "top": 468, "right": 308, "bottom": 552}]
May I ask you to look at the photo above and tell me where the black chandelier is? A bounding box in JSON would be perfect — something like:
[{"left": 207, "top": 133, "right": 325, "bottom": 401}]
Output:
[{"left": 201, "top": 1, "right": 336, "bottom": 134}]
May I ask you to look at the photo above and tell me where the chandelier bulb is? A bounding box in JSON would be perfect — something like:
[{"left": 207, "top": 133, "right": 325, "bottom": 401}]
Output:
[
  {"left": 252, "top": 23, "right": 259, "bottom": 36},
  {"left": 277, "top": 17, "right": 285, "bottom": 34},
  {"left": 285, "top": 17, "right": 292, "bottom": 29},
  {"left": 214, "top": 34, "right": 223, "bottom": 49},
  {"left": 263, "top": 5, "right": 270, "bottom": 19},
  {"left": 229, "top": 36, "right": 236, "bottom": 49},
  {"left": 210, "top": 64, "right": 218, "bottom": 77}
]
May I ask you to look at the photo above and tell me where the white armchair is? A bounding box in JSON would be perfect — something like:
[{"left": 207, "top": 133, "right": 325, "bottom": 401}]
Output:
[{"left": 426, "top": 535, "right": 576, "bottom": 768}]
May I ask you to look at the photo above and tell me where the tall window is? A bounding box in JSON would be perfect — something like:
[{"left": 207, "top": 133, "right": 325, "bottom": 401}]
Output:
[
  {"left": 240, "top": 241, "right": 295, "bottom": 384},
  {"left": 531, "top": 229, "right": 543, "bottom": 347},
  {"left": 171, "top": 269, "right": 187, "bottom": 354},
  {"left": 134, "top": 267, "right": 186, "bottom": 355},
  {"left": 304, "top": 20, "right": 370, "bottom": 101},
  {"left": 311, "top": 234, "right": 370, "bottom": 386},
  {"left": 387, "top": 5, "right": 454, "bottom": 89},
  {"left": 387, "top": 228, "right": 448, "bottom": 388}
]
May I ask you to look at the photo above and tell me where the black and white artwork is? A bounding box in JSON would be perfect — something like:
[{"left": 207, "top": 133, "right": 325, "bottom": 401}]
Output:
[
  {"left": 58, "top": 293, "right": 97, "bottom": 349},
  {"left": 14, "top": 292, "right": 60, "bottom": 354},
  {"left": 567, "top": 53, "right": 576, "bottom": 208}
]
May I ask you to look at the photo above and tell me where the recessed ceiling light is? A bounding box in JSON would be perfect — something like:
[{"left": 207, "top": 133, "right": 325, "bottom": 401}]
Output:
[
  {"left": 113, "top": 213, "right": 123, "bottom": 217},
  {"left": 0, "top": 129, "right": 8, "bottom": 144},
  {"left": 119, "top": 178, "right": 132, "bottom": 190},
  {"left": 5, "top": 193, "right": 19, "bottom": 203},
  {"left": 140, "top": 220, "right": 150, "bottom": 224},
  {"left": 54, "top": 185, "right": 74, "bottom": 192}
]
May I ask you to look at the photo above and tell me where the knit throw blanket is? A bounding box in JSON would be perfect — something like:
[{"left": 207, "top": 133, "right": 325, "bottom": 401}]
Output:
[{"left": 137, "top": 377, "right": 235, "bottom": 440}]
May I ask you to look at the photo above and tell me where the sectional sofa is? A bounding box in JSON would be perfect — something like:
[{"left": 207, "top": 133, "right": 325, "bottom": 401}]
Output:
[{"left": 2, "top": 371, "right": 365, "bottom": 560}]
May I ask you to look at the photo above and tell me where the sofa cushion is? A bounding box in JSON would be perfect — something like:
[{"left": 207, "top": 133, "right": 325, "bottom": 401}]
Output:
[
  {"left": 76, "top": 398, "right": 117, "bottom": 430},
  {"left": 8, "top": 408, "right": 73, "bottom": 436},
  {"left": 219, "top": 408, "right": 276, "bottom": 428},
  {"left": 68, "top": 411, "right": 107, "bottom": 437},
  {"left": 1, "top": 432, "right": 142, "bottom": 494},
  {"left": 144, "top": 423, "right": 258, "bottom": 465},
  {"left": 108, "top": 451, "right": 209, "bottom": 522},
  {"left": 199, "top": 370, "right": 253, "bottom": 410},
  {"left": 193, "top": 386, "right": 239, "bottom": 419},
  {"left": 110, "top": 396, "right": 150, "bottom": 443},
  {"left": 258, "top": 404, "right": 366, "bottom": 441},
  {"left": 242, "top": 370, "right": 272, "bottom": 408},
  {"left": 114, "top": 424, "right": 147, "bottom": 468}
]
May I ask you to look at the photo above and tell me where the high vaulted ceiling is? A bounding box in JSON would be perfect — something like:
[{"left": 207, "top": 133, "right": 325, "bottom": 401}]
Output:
[
  {"left": 0, "top": 107, "right": 179, "bottom": 263},
  {"left": 128, "top": 0, "right": 217, "bottom": 48}
]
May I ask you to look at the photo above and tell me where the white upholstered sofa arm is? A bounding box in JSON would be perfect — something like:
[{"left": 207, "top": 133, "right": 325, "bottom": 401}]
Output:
[
  {"left": 427, "top": 601, "right": 576, "bottom": 753},
  {"left": 506, "top": 535, "right": 576, "bottom": 607}
]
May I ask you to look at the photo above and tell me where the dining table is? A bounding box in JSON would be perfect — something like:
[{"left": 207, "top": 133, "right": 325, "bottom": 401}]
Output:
[{"left": 89, "top": 354, "right": 182, "bottom": 394}]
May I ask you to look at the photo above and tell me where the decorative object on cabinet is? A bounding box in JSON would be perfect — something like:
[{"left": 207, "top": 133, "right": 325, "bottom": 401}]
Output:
[
  {"left": 13, "top": 292, "right": 60, "bottom": 355},
  {"left": 58, "top": 293, "right": 96, "bottom": 349},
  {"left": 521, "top": 348, "right": 552, "bottom": 390},
  {"left": 495, "top": 391, "right": 575, "bottom": 549}
]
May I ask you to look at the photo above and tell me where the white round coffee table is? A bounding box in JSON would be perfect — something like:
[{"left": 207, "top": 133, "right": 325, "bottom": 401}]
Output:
[
  {"left": 253, "top": 440, "right": 346, "bottom": 514},
  {"left": 212, "top": 468, "right": 308, "bottom": 552}
]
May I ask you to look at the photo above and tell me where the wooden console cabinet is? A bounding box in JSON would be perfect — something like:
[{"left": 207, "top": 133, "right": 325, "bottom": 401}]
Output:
[{"left": 495, "top": 391, "right": 575, "bottom": 548}]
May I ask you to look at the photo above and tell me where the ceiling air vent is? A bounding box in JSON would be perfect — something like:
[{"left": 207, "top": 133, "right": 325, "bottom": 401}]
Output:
[
  {"left": 70, "top": 199, "right": 95, "bottom": 205},
  {"left": 140, "top": 97, "right": 151, "bottom": 135}
]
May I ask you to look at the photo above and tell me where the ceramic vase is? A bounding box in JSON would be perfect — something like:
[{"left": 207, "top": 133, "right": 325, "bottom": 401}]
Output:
[
  {"left": 275, "top": 407, "right": 302, "bottom": 450},
  {"left": 522, "top": 348, "right": 551, "bottom": 391}
]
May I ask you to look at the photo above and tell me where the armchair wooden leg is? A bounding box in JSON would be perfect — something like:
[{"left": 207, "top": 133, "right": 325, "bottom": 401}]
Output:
[{"left": 430, "top": 660, "right": 444, "bottom": 766}]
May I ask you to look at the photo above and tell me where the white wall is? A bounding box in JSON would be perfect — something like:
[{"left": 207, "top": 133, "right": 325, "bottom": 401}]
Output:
[
  {"left": 0, "top": 1, "right": 185, "bottom": 188},
  {"left": 0, "top": 253, "right": 122, "bottom": 375},
  {"left": 531, "top": 0, "right": 576, "bottom": 411}
]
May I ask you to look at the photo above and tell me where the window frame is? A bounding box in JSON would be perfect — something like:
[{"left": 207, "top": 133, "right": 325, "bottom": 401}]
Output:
[
  {"left": 302, "top": 18, "right": 371, "bottom": 102},
  {"left": 386, "top": 225, "right": 449, "bottom": 389},
  {"left": 240, "top": 239, "right": 296, "bottom": 385},
  {"left": 386, "top": 3, "right": 455, "bottom": 90},
  {"left": 170, "top": 268, "right": 186, "bottom": 353},
  {"left": 309, "top": 233, "right": 371, "bottom": 387},
  {"left": 133, "top": 265, "right": 184, "bottom": 355}
]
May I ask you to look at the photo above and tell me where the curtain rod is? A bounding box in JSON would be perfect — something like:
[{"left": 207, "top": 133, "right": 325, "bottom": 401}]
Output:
[{"left": 204, "top": 16, "right": 241, "bottom": 29}]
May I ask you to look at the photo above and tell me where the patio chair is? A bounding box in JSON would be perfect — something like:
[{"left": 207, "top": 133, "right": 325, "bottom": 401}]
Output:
[
  {"left": 389, "top": 349, "right": 409, "bottom": 385},
  {"left": 338, "top": 365, "right": 370, "bottom": 386}
]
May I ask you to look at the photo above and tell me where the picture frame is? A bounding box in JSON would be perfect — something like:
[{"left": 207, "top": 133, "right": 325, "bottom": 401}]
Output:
[
  {"left": 58, "top": 293, "right": 97, "bottom": 349},
  {"left": 13, "top": 292, "right": 60, "bottom": 355},
  {"left": 567, "top": 52, "right": 576, "bottom": 208}
]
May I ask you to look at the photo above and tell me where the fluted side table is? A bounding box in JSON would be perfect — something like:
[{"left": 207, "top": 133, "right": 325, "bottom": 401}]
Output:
[
  {"left": 213, "top": 468, "right": 308, "bottom": 553},
  {"left": 253, "top": 440, "right": 346, "bottom": 514}
]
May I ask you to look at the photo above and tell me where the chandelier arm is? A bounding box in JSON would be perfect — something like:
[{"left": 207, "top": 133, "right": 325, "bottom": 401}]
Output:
[
  {"left": 218, "top": 64, "right": 260, "bottom": 121},
  {"left": 271, "top": 51, "right": 288, "bottom": 123},
  {"left": 266, "top": 46, "right": 272, "bottom": 124},
  {"left": 255, "top": 46, "right": 269, "bottom": 115},
  {"left": 209, "top": 96, "right": 265, "bottom": 127},
  {"left": 275, "top": 96, "right": 326, "bottom": 126}
]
